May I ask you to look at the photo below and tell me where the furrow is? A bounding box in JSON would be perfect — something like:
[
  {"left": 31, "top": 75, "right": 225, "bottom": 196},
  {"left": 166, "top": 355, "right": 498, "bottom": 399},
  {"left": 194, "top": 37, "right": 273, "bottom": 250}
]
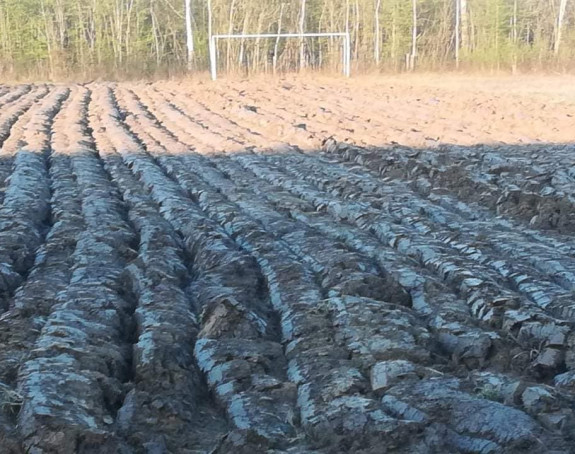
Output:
[
  {"left": 323, "top": 140, "right": 575, "bottom": 233},
  {"left": 119, "top": 90, "right": 575, "bottom": 433},
  {"left": 0, "top": 86, "right": 52, "bottom": 203},
  {"left": 129, "top": 84, "right": 575, "bottom": 382},
  {"left": 115, "top": 87, "right": 409, "bottom": 307},
  {"left": 0, "top": 86, "right": 81, "bottom": 454},
  {"left": 16, "top": 85, "right": 138, "bottom": 453},
  {"left": 116, "top": 86, "right": 442, "bottom": 451},
  {"left": 89, "top": 83, "right": 301, "bottom": 450},
  {"left": 151, "top": 84, "right": 575, "bottom": 285},
  {"left": 229, "top": 153, "right": 575, "bottom": 380},
  {"left": 0, "top": 87, "right": 69, "bottom": 312},
  {"left": 0, "top": 85, "right": 32, "bottom": 110},
  {"left": 121, "top": 84, "right": 574, "bottom": 452},
  {"left": 129, "top": 85, "right": 573, "bottom": 379},
  {"left": 208, "top": 156, "right": 523, "bottom": 371},
  {"left": 290, "top": 148, "right": 575, "bottom": 290},
  {"left": 88, "top": 85, "right": 229, "bottom": 452},
  {"left": 267, "top": 151, "right": 575, "bottom": 324}
]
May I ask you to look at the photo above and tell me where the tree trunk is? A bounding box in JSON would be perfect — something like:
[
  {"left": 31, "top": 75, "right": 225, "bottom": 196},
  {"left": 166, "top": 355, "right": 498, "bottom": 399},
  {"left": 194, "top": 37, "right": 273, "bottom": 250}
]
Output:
[
  {"left": 208, "top": 0, "right": 215, "bottom": 77},
  {"left": 512, "top": 0, "right": 518, "bottom": 43},
  {"left": 460, "top": 0, "right": 468, "bottom": 50},
  {"left": 495, "top": 0, "right": 500, "bottom": 70},
  {"left": 185, "top": 0, "right": 194, "bottom": 70},
  {"left": 299, "top": 0, "right": 307, "bottom": 71},
  {"left": 391, "top": 1, "right": 397, "bottom": 69},
  {"left": 208, "top": 0, "right": 213, "bottom": 40},
  {"left": 374, "top": 0, "right": 381, "bottom": 66},
  {"left": 273, "top": 3, "right": 285, "bottom": 74},
  {"left": 150, "top": 0, "right": 161, "bottom": 66},
  {"left": 238, "top": 12, "right": 249, "bottom": 68},
  {"left": 455, "top": 0, "right": 460, "bottom": 68},
  {"left": 512, "top": 0, "right": 518, "bottom": 73},
  {"left": 40, "top": 0, "right": 55, "bottom": 77},
  {"left": 354, "top": 0, "right": 360, "bottom": 64},
  {"left": 345, "top": 0, "right": 350, "bottom": 63},
  {"left": 125, "top": 0, "right": 134, "bottom": 58},
  {"left": 253, "top": 12, "right": 264, "bottom": 72},
  {"left": 226, "top": 0, "right": 236, "bottom": 72},
  {"left": 554, "top": 0, "right": 568, "bottom": 55},
  {"left": 410, "top": 0, "right": 417, "bottom": 70}
]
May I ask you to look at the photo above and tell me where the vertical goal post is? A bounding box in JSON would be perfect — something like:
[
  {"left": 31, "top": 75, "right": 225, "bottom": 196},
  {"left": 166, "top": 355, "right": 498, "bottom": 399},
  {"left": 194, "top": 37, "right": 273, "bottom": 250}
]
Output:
[{"left": 209, "top": 32, "right": 351, "bottom": 80}]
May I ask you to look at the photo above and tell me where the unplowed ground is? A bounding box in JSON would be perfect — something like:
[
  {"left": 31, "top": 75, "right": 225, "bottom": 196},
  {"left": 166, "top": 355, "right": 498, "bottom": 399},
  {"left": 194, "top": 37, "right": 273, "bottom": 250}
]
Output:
[{"left": 1, "top": 75, "right": 575, "bottom": 453}]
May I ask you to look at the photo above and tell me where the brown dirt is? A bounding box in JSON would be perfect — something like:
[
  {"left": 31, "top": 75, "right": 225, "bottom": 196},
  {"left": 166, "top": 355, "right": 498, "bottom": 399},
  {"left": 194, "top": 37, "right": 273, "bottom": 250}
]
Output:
[{"left": 0, "top": 75, "right": 574, "bottom": 453}]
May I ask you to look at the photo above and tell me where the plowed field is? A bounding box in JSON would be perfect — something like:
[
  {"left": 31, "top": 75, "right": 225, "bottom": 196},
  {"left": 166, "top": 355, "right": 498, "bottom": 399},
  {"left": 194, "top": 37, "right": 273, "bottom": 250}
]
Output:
[{"left": 1, "top": 75, "right": 575, "bottom": 453}]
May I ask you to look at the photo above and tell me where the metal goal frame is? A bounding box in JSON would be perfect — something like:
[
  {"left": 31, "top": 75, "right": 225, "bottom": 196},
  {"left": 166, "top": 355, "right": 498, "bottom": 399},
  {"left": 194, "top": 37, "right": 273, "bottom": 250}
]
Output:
[{"left": 209, "top": 32, "right": 351, "bottom": 80}]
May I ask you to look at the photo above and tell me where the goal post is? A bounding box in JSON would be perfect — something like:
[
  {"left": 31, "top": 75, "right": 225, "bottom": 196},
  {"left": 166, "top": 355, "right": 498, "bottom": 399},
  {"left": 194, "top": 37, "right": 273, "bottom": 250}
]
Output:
[{"left": 209, "top": 32, "right": 351, "bottom": 80}]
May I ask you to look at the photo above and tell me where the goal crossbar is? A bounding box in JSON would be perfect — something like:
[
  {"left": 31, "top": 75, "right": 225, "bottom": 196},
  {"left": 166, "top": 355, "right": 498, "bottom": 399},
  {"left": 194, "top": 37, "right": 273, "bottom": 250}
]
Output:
[{"left": 209, "top": 32, "right": 351, "bottom": 80}]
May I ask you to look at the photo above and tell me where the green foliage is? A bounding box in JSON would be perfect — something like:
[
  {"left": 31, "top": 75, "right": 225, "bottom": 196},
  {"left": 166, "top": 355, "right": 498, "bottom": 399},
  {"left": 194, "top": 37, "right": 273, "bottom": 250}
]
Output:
[{"left": 0, "top": 0, "right": 573, "bottom": 80}]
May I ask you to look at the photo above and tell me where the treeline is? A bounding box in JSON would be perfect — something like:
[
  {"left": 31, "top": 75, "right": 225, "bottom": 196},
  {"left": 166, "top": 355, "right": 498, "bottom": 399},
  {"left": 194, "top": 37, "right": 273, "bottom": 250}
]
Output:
[{"left": 0, "top": 0, "right": 573, "bottom": 80}]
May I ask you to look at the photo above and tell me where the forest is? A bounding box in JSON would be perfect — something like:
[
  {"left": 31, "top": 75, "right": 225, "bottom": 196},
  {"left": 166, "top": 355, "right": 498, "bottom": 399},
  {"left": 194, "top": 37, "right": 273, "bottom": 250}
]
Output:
[{"left": 0, "top": 0, "right": 573, "bottom": 80}]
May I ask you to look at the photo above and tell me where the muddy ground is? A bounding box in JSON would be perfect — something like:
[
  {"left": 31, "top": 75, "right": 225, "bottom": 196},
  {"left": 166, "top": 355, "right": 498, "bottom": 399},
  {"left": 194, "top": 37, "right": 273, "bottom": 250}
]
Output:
[{"left": 0, "top": 75, "right": 575, "bottom": 453}]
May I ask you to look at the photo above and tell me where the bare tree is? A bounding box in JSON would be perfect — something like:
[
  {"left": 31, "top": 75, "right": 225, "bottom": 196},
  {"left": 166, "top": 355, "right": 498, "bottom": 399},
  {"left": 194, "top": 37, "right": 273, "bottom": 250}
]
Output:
[
  {"left": 185, "top": 0, "right": 194, "bottom": 69},
  {"left": 455, "top": 0, "right": 460, "bottom": 68},
  {"left": 207, "top": 0, "right": 213, "bottom": 40},
  {"left": 460, "top": 0, "right": 468, "bottom": 50},
  {"left": 299, "top": 0, "right": 307, "bottom": 71},
  {"left": 150, "top": 0, "right": 161, "bottom": 65},
  {"left": 273, "top": 3, "right": 285, "bottom": 74},
  {"left": 511, "top": 0, "right": 518, "bottom": 43},
  {"left": 374, "top": 0, "right": 382, "bottom": 66},
  {"left": 226, "top": 0, "right": 237, "bottom": 72},
  {"left": 511, "top": 0, "right": 518, "bottom": 73},
  {"left": 408, "top": 0, "right": 417, "bottom": 70},
  {"left": 554, "top": 0, "right": 569, "bottom": 55},
  {"left": 345, "top": 0, "right": 350, "bottom": 67},
  {"left": 3, "top": 0, "right": 575, "bottom": 79}
]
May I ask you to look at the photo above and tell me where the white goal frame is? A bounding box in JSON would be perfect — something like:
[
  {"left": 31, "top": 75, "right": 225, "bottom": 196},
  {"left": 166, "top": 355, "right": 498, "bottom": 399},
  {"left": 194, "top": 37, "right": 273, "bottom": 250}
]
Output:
[{"left": 209, "top": 32, "right": 351, "bottom": 80}]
